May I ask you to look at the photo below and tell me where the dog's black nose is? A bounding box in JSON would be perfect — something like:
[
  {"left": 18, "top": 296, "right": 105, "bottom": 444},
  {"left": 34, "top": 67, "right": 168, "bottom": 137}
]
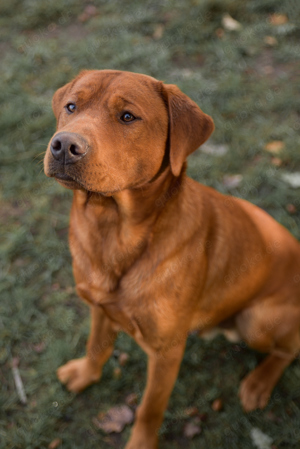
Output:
[{"left": 50, "top": 132, "right": 88, "bottom": 164}]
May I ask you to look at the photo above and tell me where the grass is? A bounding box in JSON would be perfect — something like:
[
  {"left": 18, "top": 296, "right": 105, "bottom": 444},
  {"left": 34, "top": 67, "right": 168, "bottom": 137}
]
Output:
[{"left": 0, "top": 0, "right": 300, "bottom": 448}]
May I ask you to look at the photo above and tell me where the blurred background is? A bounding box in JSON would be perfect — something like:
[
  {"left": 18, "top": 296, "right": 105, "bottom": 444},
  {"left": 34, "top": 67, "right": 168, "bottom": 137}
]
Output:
[{"left": 1, "top": 1, "right": 300, "bottom": 448}]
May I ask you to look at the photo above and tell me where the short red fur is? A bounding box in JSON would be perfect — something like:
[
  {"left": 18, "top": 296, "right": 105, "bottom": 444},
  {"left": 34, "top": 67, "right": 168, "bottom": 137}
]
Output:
[{"left": 44, "top": 70, "right": 300, "bottom": 449}]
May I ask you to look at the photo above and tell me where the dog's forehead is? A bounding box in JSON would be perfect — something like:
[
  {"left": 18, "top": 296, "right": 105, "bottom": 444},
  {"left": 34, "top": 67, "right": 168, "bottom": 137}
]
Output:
[{"left": 70, "top": 70, "right": 160, "bottom": 103}]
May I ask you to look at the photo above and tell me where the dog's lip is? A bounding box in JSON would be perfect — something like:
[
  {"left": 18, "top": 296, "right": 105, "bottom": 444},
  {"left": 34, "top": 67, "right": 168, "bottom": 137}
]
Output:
[
  {"left": 51, "top": 172, "right": 115, "bottom": 196},
  {"left": 54, "top": 173, "right": 75, "bottom": 182}
]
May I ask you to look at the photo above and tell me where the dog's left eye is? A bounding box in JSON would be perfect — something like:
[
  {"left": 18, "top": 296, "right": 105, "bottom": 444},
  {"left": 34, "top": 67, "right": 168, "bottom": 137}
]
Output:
[
  {"left": 65, "top": 103, "right": 76, "bottom": 113},
  {"left": 121, "top": 112, "right": 136, "bottom": 122}
]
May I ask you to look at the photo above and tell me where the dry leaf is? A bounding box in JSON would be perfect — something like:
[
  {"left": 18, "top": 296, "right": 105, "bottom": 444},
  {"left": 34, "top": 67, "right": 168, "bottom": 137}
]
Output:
[
  {"left": 264, "top": 36, "right": 278, "bottom": 46},
  {"left": 33, "top": 342, "right": 46, "bottom": 353},
  {"left": 263, "top": 65, "right": 274, "bottom": 75},
  {"left": 211, "top": 398, "right": 223, "bottom": 411},
  {"left": 125, "top": 393, "right": 138, "bottom": 406},
  {"left": 184, "top": 406, "right": 199, "bottom": 417},
  {"left": 118, "top": 352, "right": 129, "bottom": 366},
  {"left": 78, "top": 5, "right": 98, "bottom": 22},
  {"left": 286, "top": 204, "right": 296, "bottom": 214},
  {"left": 281, "top": 172, "right": 300, "bottom": 188},
  {"left": 222, "top": 14, "right": 242, "bottom": 31},
  {"left": 153, "top": 24, "right": 164, "bottom": 39},
  {"left": 200, "top": 142, "right": 228, "bottom": 156},
  {"left": 264, "top": 141, "right": 285, "bottom": 154},
  {"left": 199, "top": 412, "right": 208, "bottom": 422},
  {"left": 250, "top": 427, "right": 273, "bottom": 449},
  {"left": 48, "top": 439, "right": 62, "bottom": 449},
  {"left": 215, "top": 28, "right": 224, "bottom": 38},
  {"left": 94, "top": 405, "right": 134, "bottom": 433},
  {"left": 223, "top": 175, "right": 243, "bottom": 189},
  {"left": 269, "top": 14, "right": 288, "bottom": 26},
  {"left": 183, "top": 421, "right": 201, "bottom": 439},
  {"left": 113, "top": 367, "right": 122, "bottom": 379},
  {"left": 271, "top": 157, "right": 282, "bottom": 166}
]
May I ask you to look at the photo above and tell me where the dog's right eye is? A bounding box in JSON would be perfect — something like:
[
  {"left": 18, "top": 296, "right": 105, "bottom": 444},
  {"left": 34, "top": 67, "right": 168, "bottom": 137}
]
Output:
[
  {"left": 65, "top": 103, "right": 76, "bottom": 113},
  {"left": 121, "top": 112, "right": 136, "bottom": 122}
]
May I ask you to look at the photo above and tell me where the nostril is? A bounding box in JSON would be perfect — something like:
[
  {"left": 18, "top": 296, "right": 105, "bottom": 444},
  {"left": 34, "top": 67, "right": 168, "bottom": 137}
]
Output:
[
  {"left": 52, "top": 139, "right": 62, "bottom": 152},
  {"left": 69, "top": 144, "right": 80, "bottom": 156},
  {"left": 50, "top": 133, "right": 87, "bottom": 163}
]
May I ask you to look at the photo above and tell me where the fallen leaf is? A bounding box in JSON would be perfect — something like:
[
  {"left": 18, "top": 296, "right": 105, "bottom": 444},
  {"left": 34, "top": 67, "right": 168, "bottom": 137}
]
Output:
[
  {"left": 183, "top": 421, "right": 201, "bottom": 439},
  {"left": 269, "top": 14, "right": 288, "bottom": 26},
  {"left": 223, "top": 175, "right": 243, "bottom": 189},
  {"left": 211, "top": 398, "right": 223, "bottom": 411},
  {"left": 94, "top": 405, "right": 134, "bottom": 433},
  {"left": 250, "top": 427, "right": 273, "bottom": 449},
  {"left": 48, "top": 439, "right": 62, "bottom": 449},
  {"left": 125, "top": 393, "right": 139, "bottom": 407},
  {"left": 113, "top": 367, "right": 122, "bottom": 379},
  {"left": 264, "top": 141, "right": 285, "bottom": 154},
  {"left": 222, "top": 14, "right": 242, "bottom": 31},
  {"left": 200, "top": 142, "right": 228, "bottom": 156},
  {"left": 281, "top": 172, "right": 300, "bottom": 188},
  {"left": 184, "top": 406, "right": 199, "bottom": 417},
  {"left": 125, "top": 393, "right": 138, "bottom": 406},
  {"left": 153, "top": 24, "right": 164, "bottom": 39},
  {"left": 198, "top": 413, "right": 208, "bottom": 422},
  {"left": 85, "top": 5, "right": 97, "bottom": 16},
  {"left": 215, "top": 28, "right": 224, "bottom": 38},
  {"left": 266, "top": 411, "right": 281, "bottom": 423},
  {"left": 263, "top": 65, "right": 274, "bottom": 75},
  {"left": 271, "top": 157, "right": 282, "bottom": 166},
  {"left": 78, "top": 5, "right": 98, "bottom": 22},
  {"left": 33, "top": 342, "right": 46, "bottom": 353},
  {"left": 286, "top": 204, "right": 296, "bottom": 214},
  {"left": 264, "top": 36, "right": 278, "bottom": 46},
  {"left": 118, "top": 352, "right": 129, "bottom": 366}
]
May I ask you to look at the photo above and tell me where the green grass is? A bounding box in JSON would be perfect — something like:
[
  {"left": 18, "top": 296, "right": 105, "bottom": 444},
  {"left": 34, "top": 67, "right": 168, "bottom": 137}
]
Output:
[{"left": 1, "top": 0, "right": 300, "bottom": 448}]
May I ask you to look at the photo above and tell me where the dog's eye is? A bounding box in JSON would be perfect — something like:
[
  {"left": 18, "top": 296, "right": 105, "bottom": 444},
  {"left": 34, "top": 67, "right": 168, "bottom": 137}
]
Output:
[
  {"left": 66, "top": 103, "right": 76, "bottom": 113},
  {"left": 121, "top": 112, "right": 135, "bottom": 122}
]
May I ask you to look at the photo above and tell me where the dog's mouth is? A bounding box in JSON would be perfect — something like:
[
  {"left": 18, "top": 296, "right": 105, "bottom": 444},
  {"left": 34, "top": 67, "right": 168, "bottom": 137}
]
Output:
[
  {"left": 54, "top": 173, "right": 76, "bottom": 183},
  {"left": 52, "top": 172, "right": 84, "bottom": 190},
  {"left": 52, "top": 172, "right": 113, "bottom": 195}
]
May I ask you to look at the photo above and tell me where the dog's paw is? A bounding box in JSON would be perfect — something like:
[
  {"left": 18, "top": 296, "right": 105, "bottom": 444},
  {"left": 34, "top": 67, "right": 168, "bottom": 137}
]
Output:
[
  {"left": 124, "top": 438, "right": 158, "bottom": 449},
  {"left": 124, "top": 425, "right": 158, "bottom": 449},
  {"left": 239, "top": 372, "right": 271, "bottom": 412},
  {"left": 57, "top": 357, "right": 101, "bottom": 393}
]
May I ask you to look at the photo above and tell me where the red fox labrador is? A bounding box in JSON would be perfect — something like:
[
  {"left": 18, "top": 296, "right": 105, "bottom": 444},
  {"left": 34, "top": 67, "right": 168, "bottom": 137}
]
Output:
[{"left": 44, "top": 70, "right": 300, "bottom": 449}]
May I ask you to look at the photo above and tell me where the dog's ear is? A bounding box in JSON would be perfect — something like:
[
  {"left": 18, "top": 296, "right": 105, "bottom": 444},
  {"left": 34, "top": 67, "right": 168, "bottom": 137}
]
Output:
[
  {"left": 52, "top": 82, "right": 72, "bottom": 119},
  {"left": 161, "top": 83, "right": 214, "bottom": 177}
]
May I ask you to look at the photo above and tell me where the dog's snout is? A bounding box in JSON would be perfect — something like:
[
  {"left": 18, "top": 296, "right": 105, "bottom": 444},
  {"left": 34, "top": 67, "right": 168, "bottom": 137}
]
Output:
[{"left": 50, "top": 132, "right": 88, "bottom": 164}]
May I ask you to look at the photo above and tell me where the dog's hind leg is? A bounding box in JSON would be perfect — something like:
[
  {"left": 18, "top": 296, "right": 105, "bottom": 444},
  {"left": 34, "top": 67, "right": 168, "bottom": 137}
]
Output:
[
  {"left": 57, "top": 305, "right": 117, "bottom": 392},
  {"left": 237, "top": 296, "right": 300, "bottom": 412}
]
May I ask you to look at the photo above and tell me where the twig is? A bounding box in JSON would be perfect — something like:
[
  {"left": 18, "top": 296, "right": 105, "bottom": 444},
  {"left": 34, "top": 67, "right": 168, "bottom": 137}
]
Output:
[{"left": 12, "top": 357, "right": 27, "bottom": 404}]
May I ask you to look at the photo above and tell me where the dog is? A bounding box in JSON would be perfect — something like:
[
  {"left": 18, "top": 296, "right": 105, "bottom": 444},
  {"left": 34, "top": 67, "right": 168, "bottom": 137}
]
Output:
[{"left": 44, "top": 70, "right": 300, "bottom": 449}]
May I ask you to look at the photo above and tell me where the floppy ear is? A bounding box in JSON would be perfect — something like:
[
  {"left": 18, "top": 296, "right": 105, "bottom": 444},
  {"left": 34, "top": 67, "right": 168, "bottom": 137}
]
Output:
[
  {"left": 162, "top": 83, "right": 214, "bottom": 177},
  {"left": 52, "top": 82, "right": 72, "bottom": 119}
]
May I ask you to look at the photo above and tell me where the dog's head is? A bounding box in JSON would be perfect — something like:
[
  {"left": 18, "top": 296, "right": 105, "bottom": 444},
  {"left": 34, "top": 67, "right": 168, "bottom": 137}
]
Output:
[{"left": 44, "top": 70, "right": 214, "bottom": 193}]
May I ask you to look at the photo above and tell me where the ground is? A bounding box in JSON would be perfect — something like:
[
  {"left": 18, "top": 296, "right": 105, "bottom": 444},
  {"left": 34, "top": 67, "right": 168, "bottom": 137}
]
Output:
[{"left": 1, "top": 1, "right": 300, "bottom": 448}]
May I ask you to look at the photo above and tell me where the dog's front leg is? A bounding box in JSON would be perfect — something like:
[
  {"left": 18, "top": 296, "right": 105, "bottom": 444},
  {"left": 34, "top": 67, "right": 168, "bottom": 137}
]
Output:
[
  {"left": 57, "top": 305, "right": 117, "bottom": 392},
  {"left": 126, "top": 339, "right": 186, "bottom": 449}
]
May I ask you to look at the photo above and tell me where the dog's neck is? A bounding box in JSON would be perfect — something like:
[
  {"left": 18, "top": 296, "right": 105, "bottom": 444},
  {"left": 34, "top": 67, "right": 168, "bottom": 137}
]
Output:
[
  {"left": 73, "top": 165, "right": 185, "bottom": 228},
  {"left": 70, "top": 166, "right": 186, "bottom": 293}
]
